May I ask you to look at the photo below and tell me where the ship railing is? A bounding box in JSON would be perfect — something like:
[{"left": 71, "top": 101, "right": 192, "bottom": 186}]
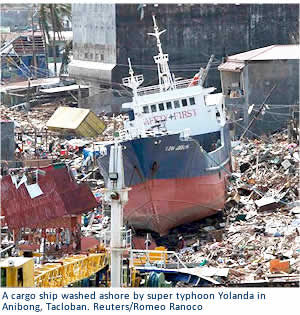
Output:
[
  {"left": 130, "top": 249, "right": 187, "bottom": 269},
  {"left": 99, "top": 229, "right": 132, "bottom": 249},
  {"left": 136, "top": 78, "right": 194, "bottom": 96},
  {"left": 174, "top": 78, "right": 195, "bottom": 89},
  {"left": 122, "top": 74, "right": 144, "bottom": 86}
]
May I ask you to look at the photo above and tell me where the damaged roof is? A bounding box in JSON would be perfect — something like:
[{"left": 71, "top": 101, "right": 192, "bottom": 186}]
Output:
[
  {"left": 0, "top": 31, "right": 45, "bottom": 56},
  {"left": 1, "top": 164, "right": 98, "bottom": 229},
  {"left": 218, "top": 45, "right": 300, "bottom": 72}
]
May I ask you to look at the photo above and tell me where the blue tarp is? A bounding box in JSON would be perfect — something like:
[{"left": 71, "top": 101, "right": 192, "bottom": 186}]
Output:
[
  {"left": 1, "top": 55, "right": 48, "bottom": 80},
  {"left": 83, "top": 148, "right": 101, "bottom": 161}
]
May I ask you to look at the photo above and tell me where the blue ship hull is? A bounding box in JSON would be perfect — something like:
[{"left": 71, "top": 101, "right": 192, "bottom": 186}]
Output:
[{"left": 98, "top": 124, "right": 231, "bottom": 234}]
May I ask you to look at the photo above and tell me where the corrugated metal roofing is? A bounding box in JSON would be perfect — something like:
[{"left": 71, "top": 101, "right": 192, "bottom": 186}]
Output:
[
  {"left": 1, "top": 164, "right": 97, "bottom": 229},
  {"left": 218, "top": 61, "right": 245, "bottom": 72},
  {"left": 40, "top": 84, "right": 89, "bottom": 94},
  {"left": 218, "top": 45, "right": 300, "bottom": 72},
  {"left": 0, "top": 78, "right": 60, "bottom": 93},
  {"left": 69, "top": 59, "right": 116, "bottom": 71},
  {"left": 227, "top": 45, "right": 300, "bottom": 61}
]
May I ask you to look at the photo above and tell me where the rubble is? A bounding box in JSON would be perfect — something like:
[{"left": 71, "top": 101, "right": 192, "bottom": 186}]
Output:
[
  {"left": 176, "top": 132, "right": 299, "bottom": 285},
  {"left": 1, "top": 102, "right": 299, "bottom": 286},
  {"left": 0, "top": 104, "right": 125, "bottom": 171}
]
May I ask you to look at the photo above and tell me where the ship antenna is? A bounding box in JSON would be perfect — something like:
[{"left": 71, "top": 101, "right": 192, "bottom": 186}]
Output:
[
  {"left": 122, "top": 58, "right": 146, "bottom": 137},
  {"left": 128, "top": 58, "right": 134, "bottom": 78},
  {"left": 148, "top": 15, "right": 175, "bottom": 91},
  {"left": 122, "top": 58, "right": 144, "bottom": 99}
]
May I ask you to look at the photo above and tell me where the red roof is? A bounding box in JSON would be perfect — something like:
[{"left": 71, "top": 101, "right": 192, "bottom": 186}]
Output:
[{"left": 1, "top": 164, "right": 97, "bottom": 229}]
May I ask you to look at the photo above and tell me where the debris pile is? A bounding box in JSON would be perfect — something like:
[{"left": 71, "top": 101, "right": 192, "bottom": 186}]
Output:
[
  {"left": 96, "top": 114, "right": 125, "bottom": 141},
  {"left": 0, "top": 104, "right": 57, "bottom": 131},
  {"left": 0, "top": 104, "right": 125, "bottom": 167},
  {"left": 1, "top": 101, "right": 299, "bottom": 286},
  {"left": 177, "top": 132, "right": 299, "bottom": 285}
]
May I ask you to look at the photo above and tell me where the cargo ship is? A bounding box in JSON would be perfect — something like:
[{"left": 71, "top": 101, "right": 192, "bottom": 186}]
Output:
[{"left": 98, "top": 16, "right": 231, "bottom": 235}]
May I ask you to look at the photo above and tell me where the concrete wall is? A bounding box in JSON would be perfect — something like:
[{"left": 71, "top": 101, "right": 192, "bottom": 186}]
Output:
[
  {"left": 79, "top": 90, "right": 131, "bottom": 115},
  {"left": 222, "top": 59, "right": 299, "bottom": 136},
  {"left": 247, "top": 59, "right": 299, "bottom": 135},
  {"left": 72, "top": 3, "right": 116, "bottom": 64},
  {"left": 114, "top": 4, "right": 299, "bottom": 88},
  {"left": 247, "top": 60, "right": 299, "bottom": 105},
  {"left": 70, "top": 3, "right": 116, "bottom": 104},
  {"left": 70, "top": 3, "right": 298, "bottom": 114}
]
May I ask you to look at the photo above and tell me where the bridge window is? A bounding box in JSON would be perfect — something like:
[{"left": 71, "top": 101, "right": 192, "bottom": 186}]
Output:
[
  {"left": 174, "top": 100, "right": 180, "bottom": 108},
  {"left": 151, "top": 104, "right": 157, "bottom": 112},
  {"left": 189, "top": 97, "right": 195, "bottom": 105},
  {"left": 182, "top": 99, "right": 188, "bottom": 107},
  {"left": 158, "top": 103, "right": 164, "bottom": 111},
  {"left": 143, "top": 106, "right": 149, "bottom": 113},
  {"left": 166, "top": 101, "right": 172, "bottom": 110}
]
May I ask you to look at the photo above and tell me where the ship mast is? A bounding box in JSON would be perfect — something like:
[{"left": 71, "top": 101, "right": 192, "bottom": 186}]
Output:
[
  {"left": 123, "top": 58, "right": 143, "bottom": 100},
  {"left": 122, "top": 58, "right": 145, "bottom": 136},
  {"left": 148, "top": 15, "right": 175, "bottom": 92}
]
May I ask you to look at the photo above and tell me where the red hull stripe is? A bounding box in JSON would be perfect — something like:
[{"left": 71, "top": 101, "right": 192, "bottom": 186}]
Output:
[{"left": 124, "top": 165, "right": 229, "bottom": 235}]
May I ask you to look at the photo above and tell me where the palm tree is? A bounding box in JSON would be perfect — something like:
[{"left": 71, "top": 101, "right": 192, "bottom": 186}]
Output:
[{"left": 38, "top": 4, "right": 71, "bottom": 76}]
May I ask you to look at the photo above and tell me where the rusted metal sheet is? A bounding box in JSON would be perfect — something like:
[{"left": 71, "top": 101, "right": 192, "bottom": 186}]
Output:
[
  {"left": 1, "top": 164, "right": 97, "bottom": 229},
  {"left": 36, "top": 216, "right": 80, "bottom": 229},
  {"left": 218, "top": 61, "right": 245, "bottom": 72}
]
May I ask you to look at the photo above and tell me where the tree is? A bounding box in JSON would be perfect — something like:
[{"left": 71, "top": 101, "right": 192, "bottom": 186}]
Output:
[{"left": 38, "top": 3, "right": 71, "bottom": 76}]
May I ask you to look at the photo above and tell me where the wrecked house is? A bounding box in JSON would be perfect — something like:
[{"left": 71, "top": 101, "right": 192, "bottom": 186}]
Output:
[
  {"left": 1, "top": 164, "right": 98, "bottom": 229},
  {"left": 0, "top": 31, "right": 47, "bottom": 82},
  {"left": 218, "top": 45, "right": 300, "bottom": 137}
]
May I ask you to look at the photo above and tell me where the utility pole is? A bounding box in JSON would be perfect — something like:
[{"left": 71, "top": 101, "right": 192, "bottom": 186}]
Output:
[
  {"left": 240, "top": 83, "right": 278, "bottom": 140},
  {"left": 31, "top": 5, "right": 37, "bottom": 79},
  {"left": 78, "top": 84, "right": 81, "bottom": 107},
  {"left": 26, "top": 78, "right": 31, "bottom": 111}
]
